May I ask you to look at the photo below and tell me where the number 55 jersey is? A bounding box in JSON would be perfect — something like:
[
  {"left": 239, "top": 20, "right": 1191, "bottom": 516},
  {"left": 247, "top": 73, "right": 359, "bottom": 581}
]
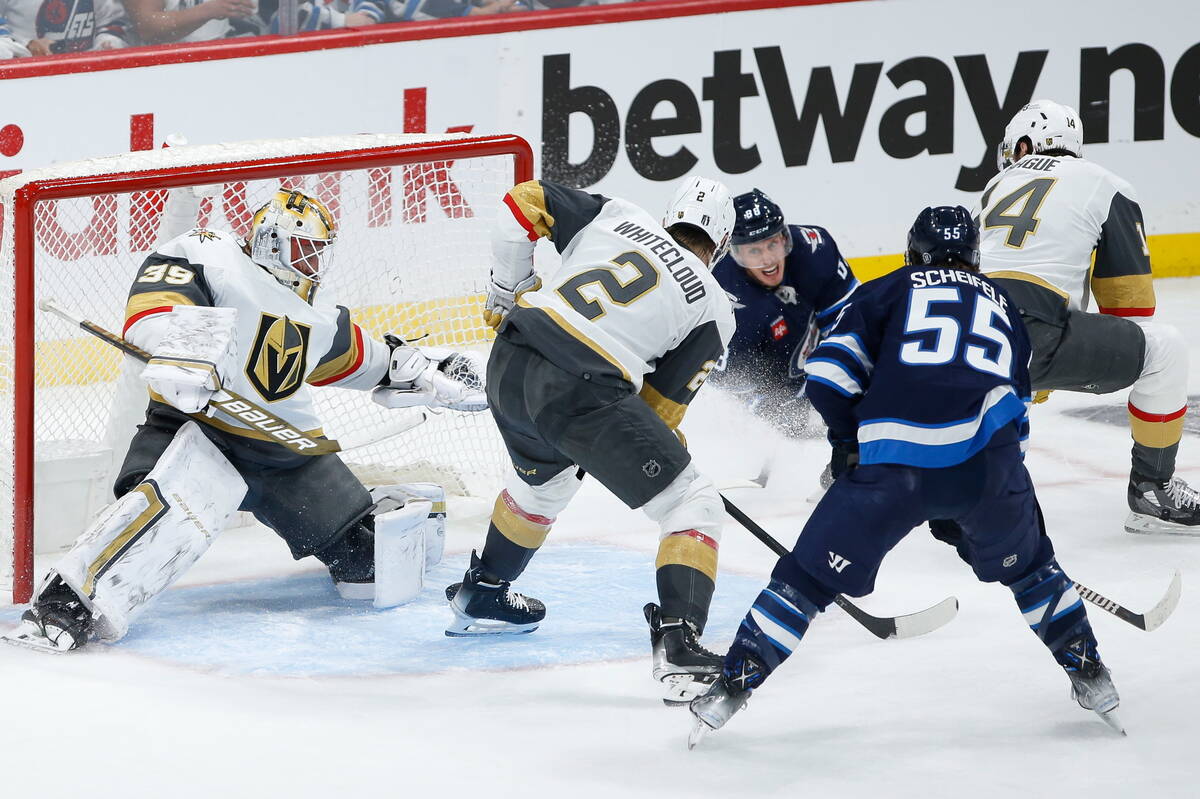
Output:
[
  {"left": 805, "top": 265, "right": 1032, "bottom": 468},
  {"left": 496, "top": 180, "right": 735, "bottom": 425},
  {"left": 976, "top": 154, "right": 1153, "bottom": 317}
]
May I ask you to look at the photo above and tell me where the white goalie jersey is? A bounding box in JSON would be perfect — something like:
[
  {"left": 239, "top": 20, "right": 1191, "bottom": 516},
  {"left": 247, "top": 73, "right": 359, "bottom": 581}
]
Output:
[{"left": 123, "top": 227, "right": 391, "bottom": 455}]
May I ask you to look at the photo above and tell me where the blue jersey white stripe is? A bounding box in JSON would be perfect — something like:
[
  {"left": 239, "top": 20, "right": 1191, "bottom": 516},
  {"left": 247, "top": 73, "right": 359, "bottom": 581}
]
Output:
[
  {"left": 815, "top": 332, "right": 874, "bottom": 373},
  {"left": 858, "top": 385, "right": 1027, "bottom": 467},
  {"left": 805, "top": 358, "right": 863, "bottom": 397}
]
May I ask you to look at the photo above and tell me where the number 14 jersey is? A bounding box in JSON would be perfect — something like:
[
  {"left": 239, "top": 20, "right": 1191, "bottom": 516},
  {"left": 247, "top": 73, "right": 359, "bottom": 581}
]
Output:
[{"left": 975, "top": 154, "right": 1154, "bottom": 317}]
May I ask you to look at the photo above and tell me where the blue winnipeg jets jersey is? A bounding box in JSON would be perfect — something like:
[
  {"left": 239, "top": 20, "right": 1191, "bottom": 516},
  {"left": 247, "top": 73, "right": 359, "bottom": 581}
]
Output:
[
  {"left": 711, "top": 224, "right": 857, "bottom": 389},
  {"left": 804, "top": 265, "right": 1032, "bottom": 468}
]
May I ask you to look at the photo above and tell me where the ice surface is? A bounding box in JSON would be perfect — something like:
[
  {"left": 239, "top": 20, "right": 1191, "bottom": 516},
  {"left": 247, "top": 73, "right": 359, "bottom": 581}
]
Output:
[{"left": 3, "top": 279, "right": 1200, "bottom": 798}]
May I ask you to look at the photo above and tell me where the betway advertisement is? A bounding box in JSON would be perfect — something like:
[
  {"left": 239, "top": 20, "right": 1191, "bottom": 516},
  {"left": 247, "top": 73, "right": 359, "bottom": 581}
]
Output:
[{"left": 0, "top": 0, "right": 1197, "bottom": 262}]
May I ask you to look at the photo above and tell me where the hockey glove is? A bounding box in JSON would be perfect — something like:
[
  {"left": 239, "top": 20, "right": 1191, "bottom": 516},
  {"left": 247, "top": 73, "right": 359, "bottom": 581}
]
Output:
[
  {"left": 140, "top": 306, "right": 238, "bottom": 414},
  {"left": 483, "top": 273, "right": 541, "bottom": 330},
  {"left": 828, "top": 436, "right": 859, "bottom": 480},
  {"left": 373, "top": 346, "right": 488, "bottom": 413}
]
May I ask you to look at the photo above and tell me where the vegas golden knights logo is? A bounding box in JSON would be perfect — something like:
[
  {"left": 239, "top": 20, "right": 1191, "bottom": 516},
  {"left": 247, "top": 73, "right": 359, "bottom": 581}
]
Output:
[{"left": 246, "top": 313, "right": 312, "bottom": 402}]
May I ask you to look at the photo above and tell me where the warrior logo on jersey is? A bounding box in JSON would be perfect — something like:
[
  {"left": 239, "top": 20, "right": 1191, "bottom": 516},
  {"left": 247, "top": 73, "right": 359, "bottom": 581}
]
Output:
[{"left": 246, "top": 313, "right": 312, "bottom": 402}]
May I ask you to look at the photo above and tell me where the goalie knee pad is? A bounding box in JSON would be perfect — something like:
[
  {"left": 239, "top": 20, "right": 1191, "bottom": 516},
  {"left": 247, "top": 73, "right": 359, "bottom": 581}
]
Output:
[{"left": 47, "top": 422, "right": 247, "bottom": 641}]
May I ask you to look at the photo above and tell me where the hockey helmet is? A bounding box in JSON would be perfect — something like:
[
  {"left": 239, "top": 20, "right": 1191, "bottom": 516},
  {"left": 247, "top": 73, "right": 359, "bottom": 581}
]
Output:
[
  {"left": 730, "top": 188, "right": 794, "bottom": 268},
  {"left": 905, "top": 206, "right": 980, "bottom": 270},
  {"left": 662, "top": 176, "right": 735, "bottom": 266},
  {"left": 998, "top": 99, "right": 1083, "bottom": 171},
  {"left": 248, "top": 189, "right": 337, "bottom": 301}
]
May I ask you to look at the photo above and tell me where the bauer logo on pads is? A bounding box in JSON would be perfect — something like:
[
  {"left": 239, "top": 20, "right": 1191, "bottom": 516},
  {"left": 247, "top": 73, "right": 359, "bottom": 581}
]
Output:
[{"left": 246, "top": 313, "right": 312, "bottom": 402}]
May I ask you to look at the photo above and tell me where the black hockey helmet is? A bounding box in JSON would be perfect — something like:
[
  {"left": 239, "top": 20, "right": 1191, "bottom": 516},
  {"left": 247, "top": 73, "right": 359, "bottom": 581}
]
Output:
[
  {"left": 731, "top": 189, "right": 788, "bottom": 245},
  {"left": 905, "top": 206, "right": 980, "bottom": 270}
]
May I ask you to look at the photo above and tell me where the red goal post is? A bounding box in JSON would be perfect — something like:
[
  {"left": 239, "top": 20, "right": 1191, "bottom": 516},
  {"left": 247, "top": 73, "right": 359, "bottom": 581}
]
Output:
[{"left": 0, "top": 132, "right": 533, "bottom": 604}]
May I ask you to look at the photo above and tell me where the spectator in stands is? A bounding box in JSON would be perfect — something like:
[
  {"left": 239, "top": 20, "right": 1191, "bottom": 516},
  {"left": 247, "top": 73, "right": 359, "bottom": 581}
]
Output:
[
  {"left": 1, "top": 0, "right": 129, "bottom": 54},
  {"left": 123, "top": 0, "right": 263, "bottom": 44}
]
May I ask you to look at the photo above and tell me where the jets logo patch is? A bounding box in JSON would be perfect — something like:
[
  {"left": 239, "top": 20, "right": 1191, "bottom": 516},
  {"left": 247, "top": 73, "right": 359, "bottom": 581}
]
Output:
[{"left": 246, "top": 313, "right": 312, "bottom": 402}]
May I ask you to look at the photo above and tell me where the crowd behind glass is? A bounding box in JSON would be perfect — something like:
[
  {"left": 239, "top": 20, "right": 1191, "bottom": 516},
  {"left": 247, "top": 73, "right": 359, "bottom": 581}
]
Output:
[{"left": 0, "top": 0, "right": 641, "bottom": 56}]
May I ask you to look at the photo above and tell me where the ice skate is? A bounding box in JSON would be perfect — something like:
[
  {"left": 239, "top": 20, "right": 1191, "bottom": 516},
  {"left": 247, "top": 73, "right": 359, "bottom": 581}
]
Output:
[
  {"left": 444, "top": 553, "right": 544, "bottom": 636},
  {"left": 645, "top": 603, "right": 723, "bottom": 705},
  {"left": 1125, "top": 474, "right": 1200, "bottom": 535},
  {"left": 687, "top": 672, "right": 754, "bottom": 749},
  {"left": 1058, "top": 635, "right": 1124, "bottom": 734},
  {"left": 1, "top": 580, "right": 93, "bottom": 654}
]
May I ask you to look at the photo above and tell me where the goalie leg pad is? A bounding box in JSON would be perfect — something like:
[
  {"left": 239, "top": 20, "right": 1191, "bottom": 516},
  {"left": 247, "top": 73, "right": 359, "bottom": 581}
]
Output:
[
  {"left": 47, "top": 422, "right": 247, "bottom": 641},
  {"left": 370, "top": 482, "right": 447, "bottom": 570},
  {"left": 371, "top": 500, "right": 433, "bottom": 609}
]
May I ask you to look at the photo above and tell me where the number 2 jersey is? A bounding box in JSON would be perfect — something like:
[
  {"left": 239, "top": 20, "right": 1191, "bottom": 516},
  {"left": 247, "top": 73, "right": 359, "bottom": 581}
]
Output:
[
  {"left": 975, "top": 154, "right": 1154, "bottom": 316},
  {"left": 493, "top": 180, "right": 735, "bottom": 430},
  {"left": 804, "top": 264, "right": 1032, "bottom": 468},
  {"left": 123, "top": 227, "right": 390, "bottom": 465}
]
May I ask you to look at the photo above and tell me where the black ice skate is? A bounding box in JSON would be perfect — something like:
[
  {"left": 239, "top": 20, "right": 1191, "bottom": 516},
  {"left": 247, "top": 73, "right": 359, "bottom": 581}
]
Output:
[
  {"left": 1059, "top": 635, "right": 1124, "bottom": 734},
  {"left": 444, "top": 552, "right": 544, "bottom": 637},
  {"left": 644, "top": 603, "right": 723, "bottom": 705},
  {"left": 1, "top": 579, "right": 93, "bottom": 654},
  {"left": 1125, "top": 473, "right": 1200, "bottom": 535}
]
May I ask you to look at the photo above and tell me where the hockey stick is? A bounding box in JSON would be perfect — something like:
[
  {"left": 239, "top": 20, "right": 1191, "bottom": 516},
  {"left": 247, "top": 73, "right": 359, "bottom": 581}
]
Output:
[
  {"left": 720, "top": 494, "right": 959, "bottom": 639},
  {"left": 39, "top": 299, "right": 342, "bottom": 455},
  {"left": 1074, "top": 571, "right": 1182, "bottom": 632}
]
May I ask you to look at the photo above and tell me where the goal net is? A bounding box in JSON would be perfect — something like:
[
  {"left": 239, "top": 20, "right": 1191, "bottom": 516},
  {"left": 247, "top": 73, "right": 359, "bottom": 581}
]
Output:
[{"left": 0, "top": 132, "right": 532, "bottom": 604}]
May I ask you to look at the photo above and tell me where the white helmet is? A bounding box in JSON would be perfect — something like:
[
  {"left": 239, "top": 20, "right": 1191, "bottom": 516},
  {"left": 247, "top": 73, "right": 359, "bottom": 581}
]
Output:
[
  {"left": 662, "top": 176, "right": 735, "bottom": 266},
  {"left": 998, "top": 99, "right": 1083, "bottom": 171}
]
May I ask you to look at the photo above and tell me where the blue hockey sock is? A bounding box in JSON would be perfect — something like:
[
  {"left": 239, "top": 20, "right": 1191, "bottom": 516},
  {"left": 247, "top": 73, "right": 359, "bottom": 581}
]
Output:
[
  {"left": 725, "top": 579, "right": 820, "bottom": 689},
  {"left": 1009, "top": 559, "right": 1100, "bottom": 669}
]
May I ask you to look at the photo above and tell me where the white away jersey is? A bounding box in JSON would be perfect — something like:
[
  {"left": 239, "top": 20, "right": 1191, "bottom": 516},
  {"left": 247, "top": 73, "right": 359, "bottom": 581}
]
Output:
[
  {"left": 123, "top": 228, "right": 389, "bottom": 453},
  {"left": 493, "top": 180, "right": 734, "bottom": 428},
  {"left": 975, "top": 154, "right": 1154, "bottom": 316}
]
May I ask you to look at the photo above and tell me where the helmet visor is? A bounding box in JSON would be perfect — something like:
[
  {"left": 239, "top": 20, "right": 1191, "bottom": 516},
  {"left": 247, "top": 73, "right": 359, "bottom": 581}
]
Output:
[
  {"left": 730, "top": 230, "right": 792, "bottom": 269},
  {"left": 290, "top": 234, "right": 334, "bottom": 282}
]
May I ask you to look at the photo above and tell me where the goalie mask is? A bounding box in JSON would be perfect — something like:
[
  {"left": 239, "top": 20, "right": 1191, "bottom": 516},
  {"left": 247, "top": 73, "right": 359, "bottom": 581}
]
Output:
[
  {"left": 997, "top": 99, "right": 1083, "bottom": 171},
  {"left": 247, "top": 189, "right": 337, "bottom": 302}
]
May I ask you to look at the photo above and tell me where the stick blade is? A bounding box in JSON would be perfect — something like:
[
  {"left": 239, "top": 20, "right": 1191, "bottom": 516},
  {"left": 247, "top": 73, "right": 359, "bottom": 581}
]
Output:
[
  {"left": 892, "top": 596, "right": 959, "bottom": 639},
  {"left": 1140, "top": 570, "right": 1182, "bottom": 632}
]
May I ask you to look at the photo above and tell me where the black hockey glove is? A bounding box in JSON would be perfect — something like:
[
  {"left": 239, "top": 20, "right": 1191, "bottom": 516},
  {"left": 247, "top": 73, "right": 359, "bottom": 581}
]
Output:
[{"left": 828, "top": 436, "right": 859, "bottom": 479}]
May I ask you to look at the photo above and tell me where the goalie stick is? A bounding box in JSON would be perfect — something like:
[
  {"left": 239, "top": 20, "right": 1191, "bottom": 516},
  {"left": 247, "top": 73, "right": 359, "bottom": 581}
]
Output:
[
  {"left": 39, "top": 299, "right": 342, "bottom": 455},
  {"left": 720, "top": 495, "right": 959, "bottom": 640}
]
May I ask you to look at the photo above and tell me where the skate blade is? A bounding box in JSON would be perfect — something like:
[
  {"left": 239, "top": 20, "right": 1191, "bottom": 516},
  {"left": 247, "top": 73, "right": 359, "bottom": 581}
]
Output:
[
  {"left": 444, "top": 605, "right": 539, "bottom": 637},
  {"left": 1124, "top": 512, "right": 1200, "bottom": 536},
  {"left": 1096, "top": 706, "right": 1126, "bottom": 735},
  {"left": 659, "top": 672, "right": 718, "bottom": 706},
  {"left": 0, "top": 623, "right": 72, "bottom": 654},
  {"left": 687, "top": 717, "right": 711, "bottom": 750}
]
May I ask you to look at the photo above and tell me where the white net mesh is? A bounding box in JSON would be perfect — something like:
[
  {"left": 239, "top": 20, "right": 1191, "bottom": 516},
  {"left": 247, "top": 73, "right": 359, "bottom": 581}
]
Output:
[{"left": 0, "top": 133, "right": 526, "bottom": 601}]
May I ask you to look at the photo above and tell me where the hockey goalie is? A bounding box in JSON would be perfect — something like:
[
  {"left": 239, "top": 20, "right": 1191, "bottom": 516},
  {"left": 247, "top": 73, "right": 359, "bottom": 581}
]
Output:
[{"left": 5, "top": 188, "right": 487, "bottom": 653}]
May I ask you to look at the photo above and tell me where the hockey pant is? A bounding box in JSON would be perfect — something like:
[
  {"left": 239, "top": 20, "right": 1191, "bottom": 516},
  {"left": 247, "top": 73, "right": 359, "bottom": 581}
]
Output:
[
  {"left": 723, "top": 433, "right": 1101, "bottom": 685},
  {"left": 481, "top": 333, "right": 725, "bottom": 631},
  {"left": 994, "top": 277, "right": 1189, "bottom": 481},
  {"left": 45, "top": 422, "right": 247, "bottom": 641}
]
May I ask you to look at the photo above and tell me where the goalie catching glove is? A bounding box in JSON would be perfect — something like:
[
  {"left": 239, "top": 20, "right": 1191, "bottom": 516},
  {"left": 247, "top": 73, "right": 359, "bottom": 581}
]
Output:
[
  {"left": 139, "top": 306, "right": 238, "bottom": 414},
  {"left": 372, "top": 337, "right": 488, "bottom": 412}
]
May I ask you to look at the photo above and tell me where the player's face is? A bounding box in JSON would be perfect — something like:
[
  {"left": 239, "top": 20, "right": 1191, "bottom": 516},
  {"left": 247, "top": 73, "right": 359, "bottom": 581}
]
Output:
[
  {"left": 733, "top": 232, "right": 788, "bottom": 287},
  {"left": 291, "top": 237, "right": 330, "bottom": 280}
]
